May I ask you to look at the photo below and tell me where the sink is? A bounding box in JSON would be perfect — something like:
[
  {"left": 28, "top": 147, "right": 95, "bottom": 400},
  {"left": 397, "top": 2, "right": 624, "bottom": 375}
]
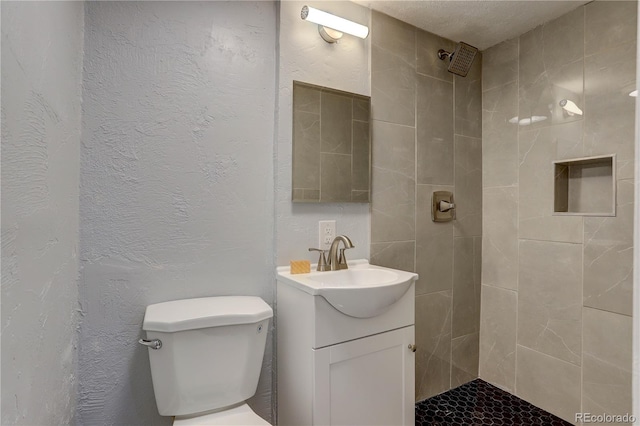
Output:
[{"left": 276, "top": 260, "right": 418, "bottom": 318}]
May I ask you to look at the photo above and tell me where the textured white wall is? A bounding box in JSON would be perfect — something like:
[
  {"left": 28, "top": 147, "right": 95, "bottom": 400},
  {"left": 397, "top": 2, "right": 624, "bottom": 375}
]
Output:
[
  {"left": 78, "top": 2, "right": 276, "bottom": 424},
  {"left": 276, "top": 1, "right": 371, "bottom": 265},
  {"left": 1, "top": 2, "right": 84, "bottom": 424}
]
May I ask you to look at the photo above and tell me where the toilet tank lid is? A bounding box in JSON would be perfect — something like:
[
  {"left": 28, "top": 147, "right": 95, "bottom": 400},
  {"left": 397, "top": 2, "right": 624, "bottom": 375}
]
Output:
[{"left": 142, "top": 296, "right": 273, "bottom": 333}]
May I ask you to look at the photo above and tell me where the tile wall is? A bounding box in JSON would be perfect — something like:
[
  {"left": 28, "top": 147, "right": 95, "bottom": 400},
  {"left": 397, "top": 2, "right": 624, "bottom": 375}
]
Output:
[
  {"left": 480, "top": 1, "right": 636, "bottom": 423},
  {"left": 368, "top": 11, "right": 483, "bottom": 401}
]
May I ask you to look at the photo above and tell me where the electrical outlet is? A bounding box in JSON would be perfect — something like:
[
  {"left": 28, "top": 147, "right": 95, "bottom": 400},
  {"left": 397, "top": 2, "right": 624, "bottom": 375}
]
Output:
[{"left": 318, "top": 220, "right": 336, "bottom": 251}]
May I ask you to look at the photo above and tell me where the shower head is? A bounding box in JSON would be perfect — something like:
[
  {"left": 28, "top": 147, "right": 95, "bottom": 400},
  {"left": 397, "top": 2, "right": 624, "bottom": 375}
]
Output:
[{"left": 437, "top": 42, "right": 478, "bottom": 77}]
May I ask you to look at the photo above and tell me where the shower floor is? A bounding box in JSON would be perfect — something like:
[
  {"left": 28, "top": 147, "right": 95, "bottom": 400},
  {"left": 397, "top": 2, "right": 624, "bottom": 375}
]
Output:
[{"left": 415, "top": 379, "right": 572, "bottom": 425}]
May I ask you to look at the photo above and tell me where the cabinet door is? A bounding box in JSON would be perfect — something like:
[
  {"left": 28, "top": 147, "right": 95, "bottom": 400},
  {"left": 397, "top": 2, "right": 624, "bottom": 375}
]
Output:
[{"left": 312, "top": 326, "right": 415, "bottom": 426}]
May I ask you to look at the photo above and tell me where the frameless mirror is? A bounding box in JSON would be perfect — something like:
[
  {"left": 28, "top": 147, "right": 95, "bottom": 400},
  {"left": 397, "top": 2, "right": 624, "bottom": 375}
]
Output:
[{"left": 292, "top": 81, "right": 371, "bottom": 203}]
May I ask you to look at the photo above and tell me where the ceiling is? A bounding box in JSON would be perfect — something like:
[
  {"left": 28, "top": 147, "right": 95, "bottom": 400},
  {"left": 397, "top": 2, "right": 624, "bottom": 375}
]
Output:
[{"left": 352, "top": 0, "right": 590, "bottom": 50}]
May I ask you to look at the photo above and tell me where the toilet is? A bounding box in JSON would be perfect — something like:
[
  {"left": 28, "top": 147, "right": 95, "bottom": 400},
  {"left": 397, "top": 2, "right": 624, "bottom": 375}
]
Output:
[{"left": 140, "top": 296, "right": 273, "bottom": 425}]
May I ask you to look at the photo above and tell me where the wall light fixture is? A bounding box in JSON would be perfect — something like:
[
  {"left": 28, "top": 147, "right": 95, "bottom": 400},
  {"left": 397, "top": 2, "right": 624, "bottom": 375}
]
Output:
[
  {"left": 301, "top": 5, "right": 369, "bottom": 43},
  {"left": 559, "top": 99, "right": 583, "bottom": 116}
]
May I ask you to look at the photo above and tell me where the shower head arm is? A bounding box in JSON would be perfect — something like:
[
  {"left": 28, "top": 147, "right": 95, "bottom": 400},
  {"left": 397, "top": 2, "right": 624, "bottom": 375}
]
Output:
[{"left": 437, "top": 49, "right": 452, "bottom": 61}]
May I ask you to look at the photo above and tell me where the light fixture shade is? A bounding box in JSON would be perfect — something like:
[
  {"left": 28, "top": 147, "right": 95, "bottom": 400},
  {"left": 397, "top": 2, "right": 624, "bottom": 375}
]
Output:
[
  {"left": 301, "top": 5, "right": 369, "bottom": 40},
  {"left": 559, "top": 99, "right": 583, "bottom": 116}
]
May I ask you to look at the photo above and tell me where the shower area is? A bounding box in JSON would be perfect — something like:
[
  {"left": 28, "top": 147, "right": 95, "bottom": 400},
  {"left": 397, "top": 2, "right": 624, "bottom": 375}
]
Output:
[{"left": 369, "top": 1, "right": 636, "bottom": 424}]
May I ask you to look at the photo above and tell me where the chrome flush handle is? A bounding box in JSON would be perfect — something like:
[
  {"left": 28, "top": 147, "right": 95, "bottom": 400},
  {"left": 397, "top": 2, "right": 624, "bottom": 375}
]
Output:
[{"left": 138, "top": 338, "right": 162, "bottom": 350}]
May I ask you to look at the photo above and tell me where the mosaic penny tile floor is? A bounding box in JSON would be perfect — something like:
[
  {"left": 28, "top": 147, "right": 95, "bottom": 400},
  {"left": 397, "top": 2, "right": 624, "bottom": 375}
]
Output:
[{"left": 415, "top": 379, "right": 572, "bottom": 426}]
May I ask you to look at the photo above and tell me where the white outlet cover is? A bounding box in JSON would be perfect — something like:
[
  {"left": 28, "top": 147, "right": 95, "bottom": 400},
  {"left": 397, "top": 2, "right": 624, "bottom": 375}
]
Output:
[{"left": 318, "top": 220, "right": 336, "bottom": 251}]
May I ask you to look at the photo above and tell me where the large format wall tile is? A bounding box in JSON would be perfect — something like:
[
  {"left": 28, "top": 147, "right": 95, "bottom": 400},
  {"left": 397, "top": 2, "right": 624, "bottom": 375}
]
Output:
[
  {"left": 454, "top": 135, "right": 482, "bottom": 237},
  {"left": 292, "top": 110, "right": 320, "bottom": 191},
  {"left": 584, "top": 41, "right": 636, "bottom": 178},
  {"left": 583, "top": 180, "right": 635, "bottom": 315},
  {"left": 451, "top": 332, "right": 479, "bottom": 388},
  {"left": 455, "top": 57, "right": 482, "bottom": 138},
  {"left": 519, "top": 7, "right": 584, "bottom": 85},
  {"left": 482, "top": 186, "right": 518, "bottom": 290},
  {"left": 518, "top": 123, "right": 583, "bottom": 243},
  {"left": 452, "top": 237, "right": 481, "bottom": 338},
  {"left": 320, "top": 153, "right": 352, "bottom": 202},
  {"left": 371, "top": 120, "right": 415, "bottom": 242},
  {"left": 417, "top": 29, "right": 455, "bottom": 82},
  {"left": 371, "top": 11, "right": 416, "bottom": 127},
  {"left": 517, "top": 240, "right": 582, "bottom": 365},
  {"left": 371, "top": 44, "right": 416, "bottom": 127},
  {"left": 518, "top": 7, "right": 584, "bottom": 130},
  {"left": 416, "top": 290, "right": 452, "bottom": 401},
  {"left": 352, "top": 120, "right": 370, "bottom": 192},
  {"left": 321, "top": 91, "right": 352, "bottom": 154},
  {"left": 482, "top": 38, "right": 518, "bottom": 93},
  {"left": 370, "top": 240, "right": 415, "bottom": 273},
  {"left": 516, "top": 345, "right": 581, "bottom": 423},
  {"left": 585, "top": 1, "right": 637, "bottom": 57},
  {"left": 479, "top": 285, "right": 517, "bottom": 392},
  {"left": 582, "top": 307, "right": 632, "bottom": 418},
  {"left": 482, "top": 81, "right": 518, "bottom": 188},
  {"left": 416, "top": 185, "right": 453, "bottom": 295},
  {"left": 372, "top": 11, "right": 416, "bottom": 68},
  {"left": 417, "top": 74, "right": 454, "bottom": 185}
]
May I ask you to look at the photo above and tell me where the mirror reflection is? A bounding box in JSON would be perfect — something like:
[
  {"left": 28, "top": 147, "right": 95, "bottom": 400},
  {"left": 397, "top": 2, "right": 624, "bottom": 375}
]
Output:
[{"left": 292, "top": 81, "right": 371, "bottom": 203}]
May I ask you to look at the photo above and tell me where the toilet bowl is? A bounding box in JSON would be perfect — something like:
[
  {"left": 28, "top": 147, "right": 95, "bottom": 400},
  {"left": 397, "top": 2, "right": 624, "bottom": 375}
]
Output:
[{"left": 139, "top": 296, "right": 273, "bottom": 425}]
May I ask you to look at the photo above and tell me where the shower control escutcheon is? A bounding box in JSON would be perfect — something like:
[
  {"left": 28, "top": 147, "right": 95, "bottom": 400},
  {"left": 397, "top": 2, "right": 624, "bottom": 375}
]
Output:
[{"left": 432, "top": 191, "right": 455, "bottom": 222}]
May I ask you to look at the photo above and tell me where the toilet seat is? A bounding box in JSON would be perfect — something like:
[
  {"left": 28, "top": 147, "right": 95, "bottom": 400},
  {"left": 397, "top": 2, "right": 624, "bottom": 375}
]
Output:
[{"left": 173, "top": 403, "right": 270, "bottom": 426}]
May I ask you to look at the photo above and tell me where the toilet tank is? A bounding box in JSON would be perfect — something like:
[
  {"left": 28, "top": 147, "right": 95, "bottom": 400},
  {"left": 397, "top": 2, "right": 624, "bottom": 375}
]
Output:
[{"left": 141, "top": 296, "right": 272, "bottom": 417}]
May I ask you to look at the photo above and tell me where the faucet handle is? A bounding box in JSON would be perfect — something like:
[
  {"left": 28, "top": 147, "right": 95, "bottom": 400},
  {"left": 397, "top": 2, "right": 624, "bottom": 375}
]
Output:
[
  {"left": 308, "top": 248, "right": 329, "bottom": 271},
  {"left": 337, "top": 248, "right": 350, "bottom": 270}
]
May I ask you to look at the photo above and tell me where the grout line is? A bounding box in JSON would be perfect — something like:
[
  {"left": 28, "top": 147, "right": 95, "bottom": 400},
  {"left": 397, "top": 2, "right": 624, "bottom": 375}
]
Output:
[
  {"left": 514, "top": 33, "right": 520, "bottom": 397},
  {"left": 580, "top": 6, "right": 586, "bottom": 417},
  {"left": 371, "top": 118, "right": 416, "bottom": 129}
]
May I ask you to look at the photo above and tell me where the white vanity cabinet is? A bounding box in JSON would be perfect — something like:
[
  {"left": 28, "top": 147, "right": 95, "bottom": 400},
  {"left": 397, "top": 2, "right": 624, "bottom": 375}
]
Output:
[{"left": 276, "top": 261, "right": 417, "bottom": 426}]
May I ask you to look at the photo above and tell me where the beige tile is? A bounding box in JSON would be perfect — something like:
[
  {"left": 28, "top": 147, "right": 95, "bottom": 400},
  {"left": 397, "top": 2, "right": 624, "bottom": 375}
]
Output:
[
  {"left": 583, "top": 180, "right": 635, "bottom": 316},
  {"left": 416, "top": 29, "right": 456, "bottom": 82},
  {"left": 416, "top": 291, "right": 452, "bottom": 400},
  {"left": 351, "top": 190, "right": 369, "bottom": 203},
  {"left": 351, "top": 120, "right": 370, "bottom": 192},
  {"left": 293, "top": 82, "right": 320, "bottom": 114},
  {"left": 516, "top": 345, "right": 581, "bottom": 423},
  {"left": 452, "top": 237, "right": 480, "bottom": 338},
  {"left": 585, "top": 1, "right": 637, "bottom": 56},
  {"left": 582, "top": 307, "right": 632, "bottom": 418},
  {"left": 372, "top": 10, "right": 416, "bottom": 68},
  {"left": 455, "top": 71, "right": 482, "bottom": 138},
  {"left": 417, "top": 74, "right": 454, "bottom": 185},
  {"left": 292, "top": 110, "right": 320, "bottom": 191},
  {"left": 482, "top": 81, "right": 518, "bottom": 188},
  {"left": 518, "top": 123, "right": 584, "bottom": 243},
  {"left": 320, "top": 153, "right": 351, "bottom": 202},
  {"left": 371, "top": 121, "right": 415, "bottom": 242},
  {"left": 482, "top": 186, "right": 518, "bottom": 290},
  {"left": 321, "top": 91, "right": 352, "bottom": 155},
  {"left": 479, "top": 285, "right": 517, "bottom": 392},
  {"left": 518, "top": 7, "right": 584, "bottom": 87},
  {"left": 416, "top": 185, "right": 453, "bottom": 295},
  {"left": 519, "top": 58, "right": 584, "bottom": 131},
  {"left": 454, "top": 135, "right": 482, "bottom": 237},
  {"left": 353, "top": 97, "right": 370, "bottom": 122},
  {"left": 584, "top": 41, "right": 636, "bottom": 171},
  {"left": 370, "top": 240, "right": 415, "bottom": 273},
  {"left": 517, "top": 240, "right": 582, "bottom": 365},
  {"left": 451, "top": 333, "right": 479, "bottom": 388},
  {"left": 371, "top": 44, "right": 416, "bottom": 127},
  {"left": 482, "top": 38, "right": 518, "bottom": 92}
]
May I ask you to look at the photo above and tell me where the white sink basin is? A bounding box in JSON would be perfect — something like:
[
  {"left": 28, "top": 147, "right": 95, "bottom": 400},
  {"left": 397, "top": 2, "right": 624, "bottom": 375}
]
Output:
[{"left": 276, "top": 260, "right": 418, "bottom": 318}]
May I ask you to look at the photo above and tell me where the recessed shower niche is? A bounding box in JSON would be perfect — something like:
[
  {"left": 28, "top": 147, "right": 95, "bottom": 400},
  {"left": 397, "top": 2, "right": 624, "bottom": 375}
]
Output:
[{"left": 553, "top": 154, "right": 616, "bottom": 216}]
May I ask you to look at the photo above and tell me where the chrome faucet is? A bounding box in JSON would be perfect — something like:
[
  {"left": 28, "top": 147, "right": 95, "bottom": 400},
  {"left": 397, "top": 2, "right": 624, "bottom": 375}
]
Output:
[{"left": 327, "top": 235, "right": 355, "bottom": 271}]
